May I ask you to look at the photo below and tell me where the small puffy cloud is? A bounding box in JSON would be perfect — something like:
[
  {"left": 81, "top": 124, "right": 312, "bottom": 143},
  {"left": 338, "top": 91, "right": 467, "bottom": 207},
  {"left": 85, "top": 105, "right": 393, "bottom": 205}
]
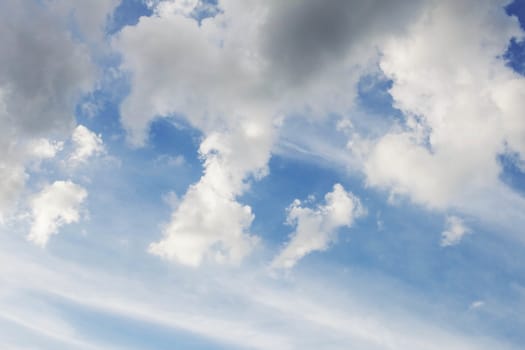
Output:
[
  {"left": 440, "top": 216, "right": 471, "bottom": 247},
  {"left": 272, "top": 184, "right": 364, "bottom": 269},
  {"left": 469, "top": 300, "right": 485, "bottom": 310},
  {"left": 28, "top": 181, "right": 87, "bottom": 247},
  {"left": 68, "top": 125, "right": 104, "bottom": 166}
]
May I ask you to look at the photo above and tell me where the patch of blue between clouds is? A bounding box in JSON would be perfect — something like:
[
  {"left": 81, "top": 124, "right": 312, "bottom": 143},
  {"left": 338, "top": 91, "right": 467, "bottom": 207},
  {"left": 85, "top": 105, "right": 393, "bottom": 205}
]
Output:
[
  {"left": 193, "top": 0, "right": 221, "bottom": 23},
  {"left": 357, "top": 72, "right": 399, "bottom": 117},
  {"left": 499, "top": 152, "right": 525, "bottom": 195},
  {"left": 107, "top": 0, "right": 152, "bottom": 35},
  {"left": 505, "top": 0, "right": 525, "bottom": 75},
  {"left": 107, "top": 0, "right": 221, "bottom": 35},
  {"left": 500, "top": 0, "right": 525, "bottom": 199}
]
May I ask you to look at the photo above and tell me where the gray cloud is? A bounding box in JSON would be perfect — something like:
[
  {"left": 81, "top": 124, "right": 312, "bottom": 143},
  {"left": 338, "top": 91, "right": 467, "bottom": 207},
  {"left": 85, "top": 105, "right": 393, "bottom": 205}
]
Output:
[
  {"left": 0, "top": 0, "right": 94, "bottom": 137},
  {"left": 261, "top": 0, "right": 425, "bottom": 86}
]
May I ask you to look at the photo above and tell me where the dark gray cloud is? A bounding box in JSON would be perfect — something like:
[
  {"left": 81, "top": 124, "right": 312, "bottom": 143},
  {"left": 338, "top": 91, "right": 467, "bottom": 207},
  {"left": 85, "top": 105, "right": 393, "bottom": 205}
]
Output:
[
  {"left": 262, "top": 0, "right": 425, "bottom": 85},
  {"left": 0, "top": 0, "right": 95, "bottom": 137}
]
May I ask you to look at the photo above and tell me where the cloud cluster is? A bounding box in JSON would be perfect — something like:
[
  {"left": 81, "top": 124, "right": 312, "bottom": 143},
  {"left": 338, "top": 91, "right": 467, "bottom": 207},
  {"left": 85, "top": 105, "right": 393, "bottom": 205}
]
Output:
[
  {"left": 0, "top": 0, "right": 115, "bottom": 222},
  {"left": 115, "top": 0, "right": 427, "bottom": 266},
  {"left": 0, "top": 1, "right": 115, "bottom": 246}
]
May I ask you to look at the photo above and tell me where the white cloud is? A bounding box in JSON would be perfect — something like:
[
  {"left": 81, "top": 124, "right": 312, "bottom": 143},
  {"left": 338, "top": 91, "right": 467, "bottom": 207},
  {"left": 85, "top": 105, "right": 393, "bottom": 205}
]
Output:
[
  {"left": 149, "top": 0, "right": 200, "bottom": 17},
  {"left": 363, "top": 0, "right": 525, "bottom": 213},
  {"left": 272, "top": 184, "right": 364, "bottom": 269},
  {"left": 69, "top": 125, "right": 105, "bottom": 166},
  {"left": 149, "top": 121, "right": 272, "bottom": 266},
  {"left": 441, "top": 216, "right": 471, "bottom": 247},
  {"left": 28, "top": 181, "right": 87, "bottom": 247}
]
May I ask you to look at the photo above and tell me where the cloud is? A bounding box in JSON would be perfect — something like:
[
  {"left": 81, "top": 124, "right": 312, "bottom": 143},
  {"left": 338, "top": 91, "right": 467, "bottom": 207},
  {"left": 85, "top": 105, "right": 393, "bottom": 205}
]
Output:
[
  {"left": 261, "top": 0, "right": 424, "bottom": 86},
  {"left": 272, "top": 184, "right": 364, "bottom": 269},
  {"left": 0, "top": 0, "right": 94, "bottom": 137},
  {"left": 363, "top": 0, "right": 525, "bottom": 212},
  {"left": 441, "top": 216, "right": 471, "bottom": 247},
  {"left": 68, "top": 125, "right": 105, "bottom": 166},
  {"left": 149, "top": 122, "right": 272, "bottom": 266},
  {"left": 0, "top": 0, "right": 113, "bottom": 220},
  {"left": 28, "top": 181, "right": 87, "bottom": 247}
]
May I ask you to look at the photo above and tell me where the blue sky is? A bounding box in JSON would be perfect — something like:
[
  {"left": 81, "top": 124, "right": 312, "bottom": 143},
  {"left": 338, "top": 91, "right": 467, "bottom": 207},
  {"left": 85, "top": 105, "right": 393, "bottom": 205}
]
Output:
[{"left": 1, "top": 0, "right": 525, "bottom": 349}]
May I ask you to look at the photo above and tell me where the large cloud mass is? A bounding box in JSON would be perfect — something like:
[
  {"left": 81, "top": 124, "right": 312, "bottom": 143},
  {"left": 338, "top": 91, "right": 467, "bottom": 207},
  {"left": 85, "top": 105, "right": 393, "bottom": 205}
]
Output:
[{"left": 115, "top": 0, "right": 433, "bottom": 266}]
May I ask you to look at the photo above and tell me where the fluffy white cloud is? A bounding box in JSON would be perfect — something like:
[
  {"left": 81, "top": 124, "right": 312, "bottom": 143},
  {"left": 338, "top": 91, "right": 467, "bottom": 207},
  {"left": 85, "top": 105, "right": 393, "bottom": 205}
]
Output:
[
  {"left": 272, "top": 184, "right": 364, "bottom": 269},
  {"left": 69, "top": 125, "right": 105, "bottom": 166},
  {"left": 363, "top": 0, "right": 525, "bottom": 212},
  {"left": 441, "top": 216, "right": 471, "bottom": 247},
  {"left": 28, "top": 181, "right": 87, "bottom": 247},
  {"left": 149, "top": 120, "right": 272, "bottom": 266}
]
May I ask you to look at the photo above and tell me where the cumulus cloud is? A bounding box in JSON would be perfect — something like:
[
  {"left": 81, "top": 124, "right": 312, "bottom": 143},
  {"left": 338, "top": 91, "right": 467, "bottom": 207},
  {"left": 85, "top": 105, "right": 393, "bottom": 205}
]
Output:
[
  {"left": 69, "top": 125, "right": 105, "bottom": 166},
  {"left": 28, "top": 181, "right": 87, "bottom": 247},
  {"left": 441, "top": 216, "right": 471, "bottom": 247},
  {"left": 272, "top": 184, "right": 364, "bottom": 269},
  {"left": 363, "top": 0, "right": 525, "bottom": 211},
  {"left": 149, "top": 121, "right": 272, "bottom": 266}
]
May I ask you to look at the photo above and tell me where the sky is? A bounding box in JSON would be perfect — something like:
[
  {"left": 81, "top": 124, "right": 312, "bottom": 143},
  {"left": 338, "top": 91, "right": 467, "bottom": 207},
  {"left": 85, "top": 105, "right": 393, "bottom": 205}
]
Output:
[{"left": 1, "top": 0, "right": 525, "bottom": 349}]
